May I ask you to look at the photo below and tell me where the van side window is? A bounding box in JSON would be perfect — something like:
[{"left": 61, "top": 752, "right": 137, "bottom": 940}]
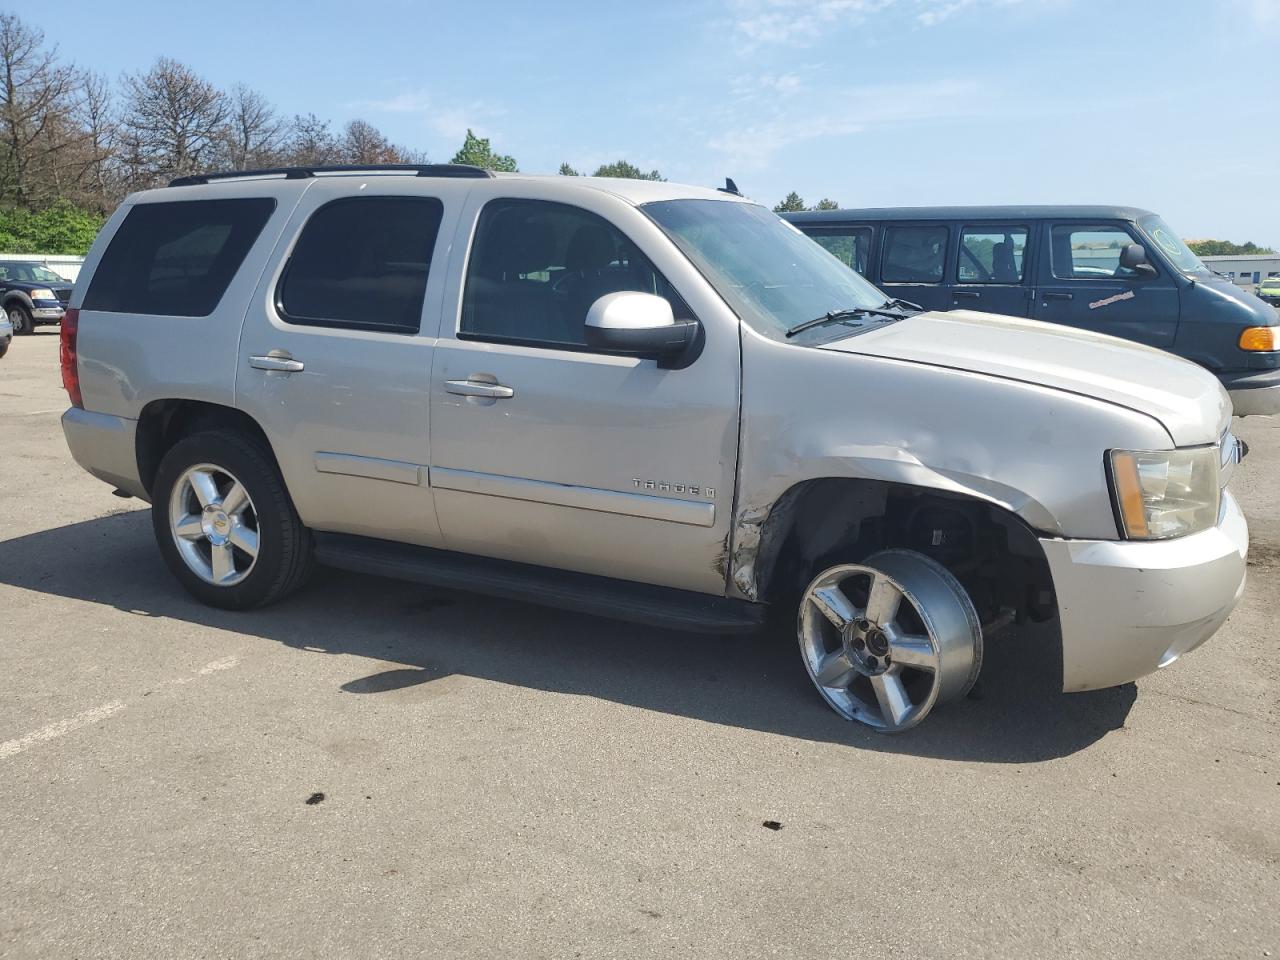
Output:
[
  {"left": 82, "top": 198, "right": 276, "bottom": 317},
  {"left": 882, "top": 225, "right": 948, "bottom": 284},
  {"left": 1050, "top": 225, "right": 1142, "bottom": 280},
  {"left": 460, "top": 198, "right": 690, "bottom": 349},
  {"left": 959, "top": 227, "right": 1029, "bottom": 284},
  {"left": 806, "top": 227, "right": 872, "bottom": 274},
  {"left": 278, "top": 196, "right": 443, "bottom": 334}
]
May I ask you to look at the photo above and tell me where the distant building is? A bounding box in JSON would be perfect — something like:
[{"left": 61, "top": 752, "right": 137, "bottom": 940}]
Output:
[{"left": 1200, "top": 253, "right": 1280, "bottom": 290}]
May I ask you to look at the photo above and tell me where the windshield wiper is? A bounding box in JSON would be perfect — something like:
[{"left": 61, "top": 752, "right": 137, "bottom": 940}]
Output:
[
  {"left": 785, "top": 307, "right": 905, "bottom": 338},
  {"left": 881, "top": 297, "right": 923, "bottom": 312}
]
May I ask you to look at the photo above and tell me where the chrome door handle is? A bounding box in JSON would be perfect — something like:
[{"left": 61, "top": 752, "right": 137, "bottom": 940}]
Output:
[
  {"left": 445, "top": 379, "right": 514, "bottom": 399},
  {"left": 249, "top": 354, "right": 305, "bottom": 373}
]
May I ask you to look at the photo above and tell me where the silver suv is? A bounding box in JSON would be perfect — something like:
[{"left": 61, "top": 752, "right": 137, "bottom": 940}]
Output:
[{"left": 60, "top": 164, "right": 1248, "bottom": 731}]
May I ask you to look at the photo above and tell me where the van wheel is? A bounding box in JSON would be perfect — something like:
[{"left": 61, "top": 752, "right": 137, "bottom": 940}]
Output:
[
  {"left": 151, "top": 430, "right": 313, "bottom": 610},
  {"left": 796, "top": 549, "right": 982, "bottom": 732},
  {"left": 7, "top": 304, "right": 32, "bottom": 335}
]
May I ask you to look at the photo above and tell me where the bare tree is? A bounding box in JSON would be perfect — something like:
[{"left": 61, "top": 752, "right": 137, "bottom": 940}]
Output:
[
  {"left": 220, "top": 83, "right": 284, "bottom": 170},
  {"left": 285, "top": 112, "right": 341, "bottom": 166},
  {"left": 0, "top": 12, "right": 80, "bottom": 206},
  {"left": 66, "top": 70, "right": 118, "bottom": 209},
  {"left": 119, "top": 57, "right": 227, "bottom": 185},
  {"left": 341, "top": 118, "right": 403, "bottom": 165}
]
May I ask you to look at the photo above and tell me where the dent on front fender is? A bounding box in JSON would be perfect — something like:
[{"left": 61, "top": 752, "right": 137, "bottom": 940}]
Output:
[{"left": 727, "top": 452, "right": 1058, "bottom": 601}]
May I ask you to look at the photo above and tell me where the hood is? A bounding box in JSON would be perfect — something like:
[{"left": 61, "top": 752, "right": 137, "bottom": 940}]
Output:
[
  {"left": 1195, "top": 273, "right": 1278, "bottom": 323},
  {"left": 820, "top": 310, "right": 1230, "bottom": 446}
]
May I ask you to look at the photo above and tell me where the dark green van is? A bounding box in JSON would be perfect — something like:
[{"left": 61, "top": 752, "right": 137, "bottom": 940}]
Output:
[{"left": 785, "top": 206, "right": 1280, "bottom": 416}]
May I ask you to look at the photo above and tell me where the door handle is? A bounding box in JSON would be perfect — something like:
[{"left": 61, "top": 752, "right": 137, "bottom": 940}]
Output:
[
  {"left": 1043, "top": 292, "right": 1073, "bottom": 302},
  {"left": 953, "top": 291, "right": 981, "bottom": 299},
  {"left": 445, "top": 379, "right": 514, "bottom": 399},
  {"left": 249, "top": 354, "right": 305, "bottom": 372}
]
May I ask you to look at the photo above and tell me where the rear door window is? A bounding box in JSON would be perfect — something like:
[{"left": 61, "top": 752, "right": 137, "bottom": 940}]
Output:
[
  {"left": 881, "top": 225, "right": 948, "bottom": 283},
  {"left": 83, "top": 198, "right": 275, "bottom": 316},
  {"left": 806, "top": 227, "right": 873, "bottom": 274},
  {"left": 958, "top": 227, "right": 1030, "bottom": 283},
  {"left": 278, "top": 196, "right": 443, "bottom": 334}
]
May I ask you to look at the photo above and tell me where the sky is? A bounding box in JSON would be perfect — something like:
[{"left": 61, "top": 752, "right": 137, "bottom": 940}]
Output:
[{"left": 12, "top": 0, "right": 1280, "bottom": 245}]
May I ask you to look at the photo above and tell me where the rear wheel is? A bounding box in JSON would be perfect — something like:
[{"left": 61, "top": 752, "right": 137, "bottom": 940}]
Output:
[
  {"left": 796, "top": 549, "right": 982, "bottom": 732},
  {"left": 151, "top": 430, "right": 313, "bottom": 609},
  {"left": 7, "top": 304, "right": 32, "bottom": 335}
]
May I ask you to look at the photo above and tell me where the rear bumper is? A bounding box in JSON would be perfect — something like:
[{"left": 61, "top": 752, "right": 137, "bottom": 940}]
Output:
[
  {"left": 1220, "top": 366, "right": 1280, "bottom": 416},
  {"left": 61, "top": 408, "right": 146, "bottom": 499},
  {"left": 1041, "top": 491, "right": 1248, "bottom": 693}
]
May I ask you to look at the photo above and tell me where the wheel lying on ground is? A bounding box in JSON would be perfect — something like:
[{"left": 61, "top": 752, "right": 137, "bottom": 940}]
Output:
[
  {"left": 151, "top": 429, "right": 313, "bottom": 610},
  {"left": 7, "top": 303, "right": 33, "bottom": 335},
  {"left": 796, "top": 548, "right": 982, "bottom": 732}
]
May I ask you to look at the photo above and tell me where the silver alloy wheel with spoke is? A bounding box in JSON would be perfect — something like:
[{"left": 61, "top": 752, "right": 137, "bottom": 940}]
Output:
[
  {"left": 168, "top": 463, "right": 260, "bottom": 587},
  {"left": 797, "top": 549, "right": 982, "bottom": 732},
  {"left": 8, "top": 307, "right": 26, "bottom": 333}
]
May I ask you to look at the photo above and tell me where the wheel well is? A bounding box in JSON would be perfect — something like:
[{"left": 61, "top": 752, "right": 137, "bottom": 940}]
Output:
[
  {"left": 136, "top": 400, "right": 274, "bottom": 497},
  {"left": 752, "top": 478, "right": 1055, "bottom": 627}
]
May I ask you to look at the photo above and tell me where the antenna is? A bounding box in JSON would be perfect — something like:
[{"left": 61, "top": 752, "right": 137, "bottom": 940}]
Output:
[{"left": 718, "top": 177, "right": 742, "bottom": 197}]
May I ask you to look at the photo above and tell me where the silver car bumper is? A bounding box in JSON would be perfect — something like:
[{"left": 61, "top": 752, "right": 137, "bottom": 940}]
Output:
[
  {"left": 32, "top": 306, "right": 65, "bottom": 320},
  {"left": 61, "top": 408, "right": 146, "bottom": 499},
  {"left": 1041, "top": 490, "right": 1248, "bottom": 693}
]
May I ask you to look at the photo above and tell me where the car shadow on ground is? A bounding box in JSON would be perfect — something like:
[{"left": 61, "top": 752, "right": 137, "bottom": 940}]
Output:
[{"left": 0, "top": 510, "right": 1136, "bottom": 762}]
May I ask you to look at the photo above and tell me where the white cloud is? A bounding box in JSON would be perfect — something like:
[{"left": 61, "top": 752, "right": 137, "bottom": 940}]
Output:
[
  {"left": 706, "top": 77, "right": 982, "bottom": 169},
  {"left": 729, "top": 0, "right": 1042, "bottom": 47},
  {"left": 1237, "top": 0, "right": 1279, "bottom": 22},
  {"left": 350, "top": 90, "right": 507, "bottom": 144}
]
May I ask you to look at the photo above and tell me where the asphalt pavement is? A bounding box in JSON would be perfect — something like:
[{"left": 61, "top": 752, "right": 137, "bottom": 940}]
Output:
[{"left": 1, "top": 331, "right": 1276, "bottom": 959}]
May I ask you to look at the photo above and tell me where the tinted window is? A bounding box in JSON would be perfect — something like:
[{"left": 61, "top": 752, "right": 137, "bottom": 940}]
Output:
[
  {"left": 1050, "top": 224, "right": 1143, "bottom": 280},
  {"left": 83, "top": 198, "right": 275, "bottom": 316},
  {"left": 958, "top": 227, "right": 1029, "bottom": 283},
  {"left": 882, "top": 225, "right": 948, "bottom": 283},
  {"left": 280, "top": 196, "right": 442, "bottom": 333},
  {"left": 806, "top": 227, "right": 872, "bottom": 274},
  {"left": 461, "top": 199, "right": 688, "bottom": 348}
]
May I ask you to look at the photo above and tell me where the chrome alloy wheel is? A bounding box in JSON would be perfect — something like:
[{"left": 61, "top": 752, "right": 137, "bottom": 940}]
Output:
[
  {"left": 168, "top": 464, "right": 260, "bottom": 587},
  {"left": 797, "top": 549, "right": 982, "bottom": 732}
]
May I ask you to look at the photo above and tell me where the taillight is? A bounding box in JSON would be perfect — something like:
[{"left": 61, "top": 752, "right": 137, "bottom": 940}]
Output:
[{"left": 60, "top": 307, "right": 82, "bottom": 408}]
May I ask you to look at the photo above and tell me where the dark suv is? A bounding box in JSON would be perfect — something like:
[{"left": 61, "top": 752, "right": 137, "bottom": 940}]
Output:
[{"left": 0, "top": 260, "right": 73, "bottom": 334}]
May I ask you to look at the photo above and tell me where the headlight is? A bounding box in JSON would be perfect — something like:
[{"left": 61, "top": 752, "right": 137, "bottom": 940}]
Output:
[
  {"left": 30, "top": 288, "right": 56, "bottom": 300},
  {"left": 1108, "top": 447, "right": 1220, "bottom": 540}
]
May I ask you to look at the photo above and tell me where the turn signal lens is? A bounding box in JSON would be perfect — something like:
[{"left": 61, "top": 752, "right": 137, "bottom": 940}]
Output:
[
  {"left": 60, "top": 307, "right": 82, "bottom": 408},
  {"left": 1238, "top": 326, "right": 1279, "bottom": 351}
]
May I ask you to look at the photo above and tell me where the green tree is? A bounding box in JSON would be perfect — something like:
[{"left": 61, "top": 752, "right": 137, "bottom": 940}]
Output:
[
  {"left": 450, "top": 129, "right": 517, "bottom": 172},
  {"left": 773, "top": 192, "right": 806, "bottom": 213},
  {"left": 812, "top": 198, "right": 839, "bottom": 210},
  {"left": 1187, "top": 239, "right": 1276, "bottom": 256},
  {"left": 591, "top": 160, "right": 663, "bottom": 180},
  {"left": 558, "top": 162, "right": 579, "bottom": 176},
  {"left": 0, "top": 199, "right": 105, "bottom": 254}
]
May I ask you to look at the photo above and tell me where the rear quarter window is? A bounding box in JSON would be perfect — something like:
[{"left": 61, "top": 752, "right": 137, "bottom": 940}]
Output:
[{"left": 82, "top": 198, "right": 276, "bottom": 316}]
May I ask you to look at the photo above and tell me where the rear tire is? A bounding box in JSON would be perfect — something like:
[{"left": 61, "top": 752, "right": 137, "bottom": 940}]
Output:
[
  {"left": 151, "top": 430, "right": 313, "bottom": 609},
  {"left": 7, "top": 304, "right": 32, "bottom": 335}
]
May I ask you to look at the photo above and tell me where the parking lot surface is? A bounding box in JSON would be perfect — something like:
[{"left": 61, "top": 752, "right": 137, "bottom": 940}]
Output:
[{"left": 1, "top": 332, "right": 1277, "bottom": 959}]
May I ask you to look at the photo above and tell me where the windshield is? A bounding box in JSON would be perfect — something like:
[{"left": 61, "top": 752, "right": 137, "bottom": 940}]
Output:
[
  {"left": 1139, "top": 215, "right": 1211, "bottom": 277},
  {"left": 642, "top": 199, "right": 890, "bottom": 342},
  {"left": 0, "top": 262, "right": 66, "bottom": 283}
]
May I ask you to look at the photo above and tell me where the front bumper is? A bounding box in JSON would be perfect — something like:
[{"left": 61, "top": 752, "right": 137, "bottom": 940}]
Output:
[
  {"left": 31, "top": 300, "right": 65, "bottom": 321},
  {"left": 61, "top": 408, "right": 146, "bottom": 499},
  {"left": 1041, "top": 490, "right": 1248, "bottom": 693},
  {"left": 1220, "top": 366, "right": 1280, "bottom": 416}
]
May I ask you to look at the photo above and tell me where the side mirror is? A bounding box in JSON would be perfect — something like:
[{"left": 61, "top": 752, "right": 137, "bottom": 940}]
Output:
[
  {"left": 584, "top": 292, "right": 700, "bottom": 365},
  {"left": 1119, "top": 242, "right": 1158, "bottom": 278}
]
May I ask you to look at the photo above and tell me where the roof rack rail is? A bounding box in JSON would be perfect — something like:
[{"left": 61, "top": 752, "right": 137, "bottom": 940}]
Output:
[{"left": 168, "top": 163, "right": 495, "bottom": 187}]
